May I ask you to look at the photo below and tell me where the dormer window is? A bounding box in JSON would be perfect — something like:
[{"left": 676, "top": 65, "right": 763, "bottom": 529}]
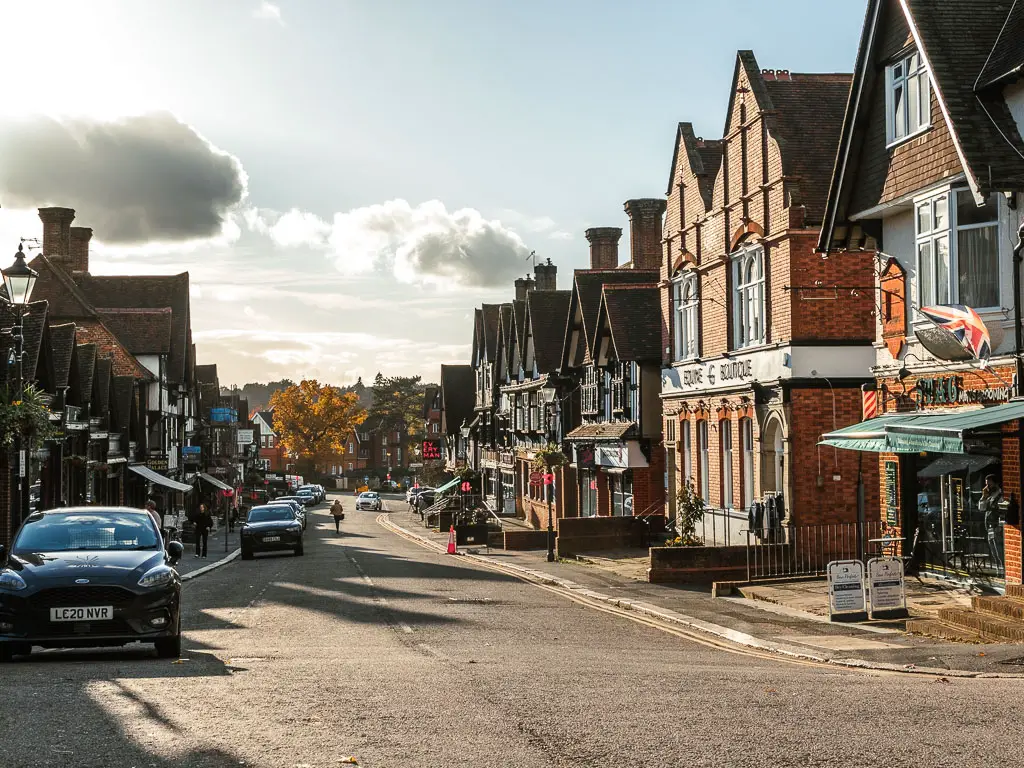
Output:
[
  {"left": 581, "top": 367, "right": 601, "bottom": 415},
  {"left": 886, "top": 49, "right": 930, "bottom": 145}
]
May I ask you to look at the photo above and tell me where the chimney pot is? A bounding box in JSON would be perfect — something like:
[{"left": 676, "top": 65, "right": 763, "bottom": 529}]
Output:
[
  {"left": 585, "top": 227, "right": 622, "bottom": 270},
  {"left": 514, "top": 275, "right": 536, "bottom": 302},
  {"left": 624, "top": 198, "right": 667, "bottom": 272},
  {"left": 38, "top": 207, "right": 76, "bottom": 266},
  {"left": 533, "top": 259, "right": 557, "bottom": 291}
]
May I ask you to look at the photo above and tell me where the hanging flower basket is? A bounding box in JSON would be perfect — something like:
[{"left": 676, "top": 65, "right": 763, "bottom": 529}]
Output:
[
  {"left": 532, "top": 443, "right": 568, "bottom": 471},
  {"left": 0, "top": 384, "right": 59, "bottom": 447}
]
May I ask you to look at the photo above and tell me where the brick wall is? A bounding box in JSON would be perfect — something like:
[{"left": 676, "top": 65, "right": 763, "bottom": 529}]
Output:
[{"left": 1002, "top": 422, "right": 1021, "bottom": 584}]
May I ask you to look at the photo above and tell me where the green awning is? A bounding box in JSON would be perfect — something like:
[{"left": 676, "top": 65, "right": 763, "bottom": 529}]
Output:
[
  {"left": 820, "top": 401, "right": 1024, "bottom": 454},
  {"left": 433, "top": 477, "right": 460, "bottom": 494}
]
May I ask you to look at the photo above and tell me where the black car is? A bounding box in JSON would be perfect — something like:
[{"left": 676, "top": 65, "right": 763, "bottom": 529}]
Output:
[
  {"left": 241, "top": 506, "right": 304, "bottom": 559},
  {"left": 0, "top": 507, "right": 185, "bottom": 663}
]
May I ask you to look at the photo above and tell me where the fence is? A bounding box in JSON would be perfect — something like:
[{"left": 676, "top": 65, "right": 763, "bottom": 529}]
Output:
[{"left": 745, "top": 520, "right": 887, "bottom": 581}]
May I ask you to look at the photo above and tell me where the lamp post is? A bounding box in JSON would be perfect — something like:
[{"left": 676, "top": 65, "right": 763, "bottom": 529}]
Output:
[
  {"left": 540, "top": 388, "right": 559, "bottom": 563},
  {"left": 3, "top": 243, "right": 39, "bottom": 533}
]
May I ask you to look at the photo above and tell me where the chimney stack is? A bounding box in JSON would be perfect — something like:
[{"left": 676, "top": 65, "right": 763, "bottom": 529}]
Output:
[
  {"left": 624, "top": 198, "right": 667, "bottom": 271},
  {"left": 38, "top": 207, "right": 76, "bottom": 265},
  {"left": 69, "top": 227, "right": 93, "bottom": 273},
  {"left": 514, "top": 275, "right": 535, "bottom": 302},
  {"left": 585, "top": 227, "right": 622, "bottom": 270},
  {"left": 534, "top": 258, "right": 557, "bottom": 291}
]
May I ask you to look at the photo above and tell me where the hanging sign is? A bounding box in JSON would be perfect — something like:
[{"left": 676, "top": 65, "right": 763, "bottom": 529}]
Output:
[
  {"left": 422, "top": 440, "right": 442, "bottom": 460},
  {"left": 867, "top": 557, "right": 908, "bottom": 619},
  {"left": 827, "top": 560, "right": 867, "bottom": 621},
  {"left": 529, "top": 471, "right": 543, "bottom": 487}
]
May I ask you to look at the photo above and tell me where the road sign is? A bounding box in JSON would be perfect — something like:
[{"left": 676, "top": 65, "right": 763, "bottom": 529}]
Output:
[
  {"left": 867, "top": 557, "right": 908, "bottom": 619},
  {"left": 529, "top": 471, "right": 543, "bottom": 486},
  {"left": 827, "top": 560, "right": 867, "bottom": 621},
  {"left": 460, "top": 481, "right": 472, "bottom": 493}
]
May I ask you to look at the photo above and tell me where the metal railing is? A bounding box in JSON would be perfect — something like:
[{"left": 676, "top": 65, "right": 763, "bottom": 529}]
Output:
[
  {"left": 698, "top": 507, "right": 749, "bottom": 547},
  {"left": 745, "top": 520, "right": 886, "bottom": 581}
]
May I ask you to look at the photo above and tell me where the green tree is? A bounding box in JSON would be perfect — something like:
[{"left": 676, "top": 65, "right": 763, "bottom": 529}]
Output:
[
  {"left": 368, "top": 374, "right": 428, "bottom": 461},
  {"left": 269, "top": 380, "right": 367, "bottom": 476}
]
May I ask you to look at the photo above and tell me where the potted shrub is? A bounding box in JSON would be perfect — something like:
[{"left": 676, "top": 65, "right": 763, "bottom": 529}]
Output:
[{"left": 665, "top": 481, "right": 706, "bottom": 547}]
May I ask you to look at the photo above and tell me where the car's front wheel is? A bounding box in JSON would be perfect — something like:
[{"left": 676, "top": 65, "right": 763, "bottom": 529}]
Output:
[
  {"left": 155, "top": 617, "right": 182, "bottom": 659},
  {"left": 0, "top": 644, "right": 14, "bottom": 663},
  {"left": 241, "top": 546, "right": 254, "bottom": 560},
  {"left": 294, "top": 542, "right": 304, "bottom": 557}
]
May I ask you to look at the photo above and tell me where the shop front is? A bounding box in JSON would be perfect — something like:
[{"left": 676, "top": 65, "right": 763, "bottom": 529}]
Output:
[
  {"left": 822, "top": 378, "right": 1024, "bottom": 587},
  {"left": 569, "top": 439, "right": 651, "bottom": 518}
]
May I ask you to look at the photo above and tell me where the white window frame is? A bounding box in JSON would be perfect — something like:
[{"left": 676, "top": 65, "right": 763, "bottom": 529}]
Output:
[
  {"left": 731, "top": 245, "right": 766, "bottom": 349},
  {"left": 915, "top": 187, "right": 1001, "bottom": 311},
  {"left": 741, "top": 418, "right": 754, "bottom": 509},
  {"left": 721, "top": 419, "right": 733, "bottom": 510},
  {"left": 698, "top": 420, "right": 709, "bottom": 504},
  {"left": 672, "top": 272, "right": 699, "bottom": 361},
  {"left": 885, "top": 48, "right": 930, "bottom": 146},
  {"left": 681, "top": 419, "right": 692, "bottom": 489}
]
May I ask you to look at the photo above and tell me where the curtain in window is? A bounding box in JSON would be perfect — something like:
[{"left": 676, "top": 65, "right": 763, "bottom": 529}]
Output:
[{"left": 958, "top": 225, "right": 998, "bottom": 308}]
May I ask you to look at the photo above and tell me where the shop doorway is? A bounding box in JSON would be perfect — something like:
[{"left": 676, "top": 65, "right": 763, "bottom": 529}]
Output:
[
  {"left": 761, "top": 417, "right": 785, "bottom": 494},
  {"left": 912, "top": 449, "right": 1005, "bottom": 584}
]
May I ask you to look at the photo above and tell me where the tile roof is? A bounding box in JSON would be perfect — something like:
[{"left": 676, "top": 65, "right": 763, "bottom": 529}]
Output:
[
  {"left": 422, "top": 386, "right": 438, "bottom": 417},
  {"left": 907, "top": 0, "right": 1024, "bottom": 192},
  {"left": 25, "top": 255, "right": 97, "bottom": 320},
  {"left": 75, "top": 273, "right": 191, "bottom": 384},
  {"left": 978, "top": 0, "right": 1024, "bottom": 88},
  {"left": 0, "top": 300, "right": 48, "bottom": 386},
  {"left": 73, "top": 343, "right": 97, "bottom": 406},
  {"left": 48, "top": 323, "right": 77, "bottom": 390},
  {"left": 597, "top": 284, "right": 662, "bottom": 363},
  {"left": 496, "top": 304, "right": 514, "bottom": 378},
  {"left": 96, "top": 308, "right": 172, "bottom": 355},
  {"left": 480, "top": 304, "right": 504, "bottom": 363},
  {"left": 93, "top": 357, "right": 113, "bottom": 418},
  {"left": 526, "top": 290, "right": 571, "bottom": 374},
  {"left": 511, "top": 299, "right": 528, "bottom": 372},
  {"left": 440, "top": 363, "right": 474, "bottom": 434},
  {"left": 195, "top": 363, "right": 219, "bottom": 386},
  {"left": 73, "top": 320, "right": 152, "bottom": 381},
  {"left": 112, "top": 375, "right": 135, "bottom": 433},
  {"left": 762, "top": 73, "right": 852, "bottom": 225},
  {"left": 565, "top": 422, "right": 637, "bottom": 441},
  {"left": 568, "top": 269, "right": 659, "bottom": 367}
]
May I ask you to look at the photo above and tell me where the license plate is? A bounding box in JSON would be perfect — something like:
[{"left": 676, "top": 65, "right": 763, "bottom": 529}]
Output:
[
  {"left": 263, "top": 536, "right": 281, "bottom": 542},
  {"left": 50, "top": 606, "right": 113, "bottom": 622}
]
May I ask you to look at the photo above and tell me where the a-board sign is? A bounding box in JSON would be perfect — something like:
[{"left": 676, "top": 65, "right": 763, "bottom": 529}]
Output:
[
  {"left": 827, "top": 560, "right": 867, "bottom": 621},
  {"left": 867, "top": 557, "right": 908, "bottom": 619}
]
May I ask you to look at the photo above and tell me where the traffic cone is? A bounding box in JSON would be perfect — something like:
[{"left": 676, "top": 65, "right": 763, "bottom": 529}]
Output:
[{"left": 447, "top": 525, "right": 457, "bottom": 555}]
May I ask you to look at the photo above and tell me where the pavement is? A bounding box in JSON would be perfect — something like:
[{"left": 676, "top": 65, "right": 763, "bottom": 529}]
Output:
[
  {"left": 383, "top": 503, "right": 1024, "bottom": 675},
  {"left": 4, "top": 493, "right": 1024, "bottom": 767},
  {"left": 172, "top": 522, "right": 241, "bottom": 579}
]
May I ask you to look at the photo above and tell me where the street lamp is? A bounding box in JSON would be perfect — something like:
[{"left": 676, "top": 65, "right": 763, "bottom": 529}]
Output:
[{"left": 3, "top": 243, "right": 39, "bottom": 532}]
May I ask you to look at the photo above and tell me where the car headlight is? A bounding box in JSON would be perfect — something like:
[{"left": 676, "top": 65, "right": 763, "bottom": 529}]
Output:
[
  {"left": 138, "top": 565, "right": 176, "bottom": 589},
  {"left": 0, "top": 570, "right": 27, "bottom": 591}
]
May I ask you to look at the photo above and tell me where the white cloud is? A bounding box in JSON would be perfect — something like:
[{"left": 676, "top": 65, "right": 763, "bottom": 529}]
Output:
[
  {"left": 549, "top": 230, "right": 573, "bottom": 241},
  {"left": 252, "top": 2, "right": 283, "bottom": 24}
]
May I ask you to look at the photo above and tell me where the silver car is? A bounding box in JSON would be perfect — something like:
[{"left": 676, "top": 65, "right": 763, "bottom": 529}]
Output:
[{"left": 355, "top": 492, "right": 382, "bottom": 511}]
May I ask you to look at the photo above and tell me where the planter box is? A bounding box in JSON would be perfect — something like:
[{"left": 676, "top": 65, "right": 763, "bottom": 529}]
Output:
[
  {"left": 455, "top": 523, "right": 490, "bottom": 546},
  {"left": 648, "top": 545, "right": 748, "bottom": 584}
]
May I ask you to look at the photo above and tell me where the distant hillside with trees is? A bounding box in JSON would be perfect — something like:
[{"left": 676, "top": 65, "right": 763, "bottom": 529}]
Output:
[{"left": 221, "top": 375, "right": 433, "bottom": 416}]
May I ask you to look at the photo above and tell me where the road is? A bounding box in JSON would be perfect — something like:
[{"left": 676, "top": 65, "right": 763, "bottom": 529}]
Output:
[{"left": 2, "top": 493, "right": 1023, "bottom": 767}]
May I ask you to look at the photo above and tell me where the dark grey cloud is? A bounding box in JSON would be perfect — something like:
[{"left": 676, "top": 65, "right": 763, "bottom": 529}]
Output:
[{"left": 0, "top": 112, "right": 246, "bottom": 243}]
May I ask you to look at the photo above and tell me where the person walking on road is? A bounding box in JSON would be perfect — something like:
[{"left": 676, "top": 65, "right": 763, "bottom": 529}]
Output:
[
  {"left": 331, "top": 499, "right": 345, "bottom": 535},
  {"left": 194, "top": 503, "right": 213, "bottom": 558}
]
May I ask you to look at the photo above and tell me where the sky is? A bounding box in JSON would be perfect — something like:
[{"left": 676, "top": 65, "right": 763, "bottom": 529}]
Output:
[{"left": 0, "top": 0, "right": 867, "bottom": 387}]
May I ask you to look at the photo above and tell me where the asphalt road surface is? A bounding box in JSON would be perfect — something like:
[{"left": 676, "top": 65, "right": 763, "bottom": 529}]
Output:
[{"left": 3, "top": 493, "right": 1023, "bottom": 768}]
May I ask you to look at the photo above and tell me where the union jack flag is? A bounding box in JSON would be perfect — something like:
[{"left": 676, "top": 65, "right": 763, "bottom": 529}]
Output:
[{"left": 919, "top": 305, "right": 992, "bottom": 365}]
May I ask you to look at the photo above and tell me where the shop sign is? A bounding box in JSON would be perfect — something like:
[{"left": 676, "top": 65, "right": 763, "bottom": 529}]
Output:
[
  {"left": 827, "top": 560, "right": 866, "bottom": 620},
  {"left": 529, "top": 471, "right": 543, "bottom": 487},
  {"left": 595, "top": 444, "right": 627, "bottom": 468},
  {"left": 884, "top": 460, "right": 898, "bottom": 526},
  {"left": 664, "top": 355, "right": 760, "bottom": 394},
  {"left": 867, "top": 558, "right": 907, "bottom": 619},
  {"left": 422, "top": 440, "right": 442, "bottom": 460},
  {"left": 914, "top": 375, "right": 1011, "bottom": 407},
  {"left": 236, "top": 429, "right": 254, "bottom": 445},
  {"left": 576, "top": 443, "right": 596, "bottom": 469},
  {"left": 147, "top": 455, "right": 169, "bottom": 472}
]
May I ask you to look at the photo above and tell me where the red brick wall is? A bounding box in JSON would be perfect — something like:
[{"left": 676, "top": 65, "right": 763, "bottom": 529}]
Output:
[{"left": 1001, "top": 422, "right": 1021, "bottom": 584}]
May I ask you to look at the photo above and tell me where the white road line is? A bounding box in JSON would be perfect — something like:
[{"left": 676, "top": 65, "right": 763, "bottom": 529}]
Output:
[{"left": 344, "top": 542, "right": 416, "bottom": 635}]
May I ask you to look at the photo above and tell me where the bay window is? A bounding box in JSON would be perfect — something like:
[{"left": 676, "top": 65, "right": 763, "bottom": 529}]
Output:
[
  {"left": 672, "top": 272, "right": 699, "bottom": 360},
  {"left": 916, "top": 188, "right": 1000, "bottom": 310},
  {"left": 886, "top": 49, "right": 930, "bottom": 144},
  {"left": 732, "top": 245, "right": 766, "bottom": 349}
]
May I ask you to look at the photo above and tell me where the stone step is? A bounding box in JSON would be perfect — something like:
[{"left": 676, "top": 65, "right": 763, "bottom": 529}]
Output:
[
  {"left": 937, "top": 607, "right": 1024, "bottom": 643},
  {"left": 1006, "top": 583, "right": 1024, "bottom": 600},
  {"left": 972, "top": 595, "right": 1024, "bottom": 621},
  {"left": 905, "top": 618, "right": 986, "bottom": 644}
]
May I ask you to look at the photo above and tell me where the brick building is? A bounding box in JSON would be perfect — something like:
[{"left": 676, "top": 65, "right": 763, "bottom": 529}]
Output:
[
  {"left": 818, "top": 0, "right": 1024, "bottom": 587},
  {"left": 660, "top": 51, "right": 877, "bottom": 542}
]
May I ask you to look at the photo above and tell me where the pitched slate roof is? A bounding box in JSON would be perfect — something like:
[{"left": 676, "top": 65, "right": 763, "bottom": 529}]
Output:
[
  {"left": 511, "top": 299, "right": 528, "bottom": 372},
  {"left": 73, "top": 320, "right": 152, "bottom": 381},
  {"left": 112, "top": 375, "right": 135, "bottom": 432},
  {"left": 596, "top": 284, "right": 662, "bottom": 363},
  {"left": 25, "top": 255, "right": 97, "bottom": 320},
  {"left": 93, "top": 357, "right": 113, "bottom": 417},
  {"left": 566, "top": 422, "right": 637, "bottom": 441},
  {"left": 75, "top": 273, "right": 191, "bottom": 384},
  {"left": 565, "top": 269, "right": 659, "bottom": 368},
  {"left": 762, "top": 73, "right": 852, "bottom": 225},
  {"left": 48, "top": 323, "right": 77, "bottom": 390},
  {"left": 74, "top": 343, "right": 97, "bottom": 406},
  {"left": 0, "top": 300, "right": 48, "bottom": 386},
  {"left": 96, "top": 308, "right": 172, "bottom": 355},
  {"left": 978, "top": 0, "right": 1024, "bottom": 88},
  {"left": 496, "top": 303, "right": 513, "bottom": 379},
  {"left": 526, "top": 290, "right": 571, "bottom": 374},
  {"left": 195, "top": 364, "right": 219, "bottom": 386},
  {"left": 439, "top": 363, "right": 474, "bottom": 434},
  {"left": 480, "top": 304, "right": 503, "bottom": 363}
]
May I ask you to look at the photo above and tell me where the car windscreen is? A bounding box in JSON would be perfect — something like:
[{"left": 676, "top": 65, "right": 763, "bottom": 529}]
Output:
[
  {"left": 247, "top": 507, "right": 295, "bottom": 523},
  {"left": 14, "top": 512, "right": 160, "bottom": 552}
]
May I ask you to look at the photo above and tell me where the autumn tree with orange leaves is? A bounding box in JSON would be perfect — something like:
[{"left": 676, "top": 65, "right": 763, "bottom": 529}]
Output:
[{"left": 269, "top": 380, "right": 367, "bottom": 475}]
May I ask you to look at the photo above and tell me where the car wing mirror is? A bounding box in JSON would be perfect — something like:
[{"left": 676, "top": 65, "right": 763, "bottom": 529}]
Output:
[{"left": 166, "top": 540, "right": 184, "bottom": 565}]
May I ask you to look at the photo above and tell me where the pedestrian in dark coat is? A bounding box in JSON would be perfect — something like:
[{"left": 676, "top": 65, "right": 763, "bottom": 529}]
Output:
[{"left": 195, "top": 503, "right": 213, "bottom": 558}]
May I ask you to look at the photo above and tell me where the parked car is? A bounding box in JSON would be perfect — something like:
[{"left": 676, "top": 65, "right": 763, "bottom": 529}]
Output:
[
  {"left": 413, "top": 491, "right": 436, "bottom": 511},
  {"left": 355, "top": 492, "right": 382, "bottom": 511},
  {"left": 0, "top": 507, "right": 185, "bottom": 662},
  {"left": 298, "top": 485, "right": 324, "bottom": 503},
  {"left": 407, "top": 486, "right": 433, "bottom": 505},
  {"left": 240, "top": 505, "right": 304, "bottom": 560},
  {"left": 266, "top": 499, "right": 306, "bottom": 530},
  {"left": 277, "top": 494, "right": 315, "bottom": 510},
  {"left": 295, "top": 489, "right": 318, "bottom": 506}
]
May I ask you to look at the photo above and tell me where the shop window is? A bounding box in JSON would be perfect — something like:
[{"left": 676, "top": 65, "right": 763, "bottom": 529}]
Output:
[
  {"left": 721, "top": 419, "right": 734, "bottom": 509},
  {"left": 886, "top": 49, "right": 930, "bottom": 145},
  {"left": 611, "top": 473, "right": 633, "bottom": 516},
  {"left": 697, "top": 420, "right": 710, "bottom": 504},
  {"left": 672, "top": 272, "right": 700, "bottom": 361},
  {"left": 916, "top": 189, "right": 999, "bottom": 310},
  {"left": 580, "top": 471, "right": 598, "bottom": 517},
  {"left": 732, "top": 245, "right": 766, "bottom": 349},
  {"left": 741, "top": 417, "right": 754, "bottom": 509}
]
